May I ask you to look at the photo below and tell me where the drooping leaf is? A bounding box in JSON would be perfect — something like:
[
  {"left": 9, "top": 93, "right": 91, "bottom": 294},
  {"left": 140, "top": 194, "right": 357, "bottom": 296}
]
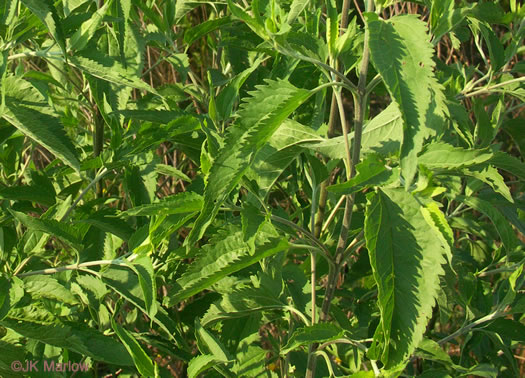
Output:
[
  {"left": 418, "top": 142, "right": 493, "bottom": 169},
  {"left": 2, "top": 76, "right": 80, "bottom": 172},
  {"left": 188, "top": 354, "right": 222, "bottom": 378},
  {"left": 69, "top": 0, "right": 112, "bottom": 51},
  {"left": 23, "top": 276, "right": 78, "bottom": 305},
  {"left": 280, "top": 323, "right": 344, "bottom": 355},
  {"left": 489, "top": 151, "right": 525, "bottom": 181},
  {"left": 10, "top": 210, "right": 82, "bottom": 250},
  {"left": 127, "top": 254, "right": 157, "bottom": 318},
  {"left": 365, "top": 188, "right": 447, "bottom": 367},
  {"left": 68, "top": 51, "right": 156, "bottom": 95},
  {"left": 201, "top": 286, "right": 287, "bottom": 326},
  {"left": 462, "top": 165, "right": 513, "bottom": 203},
  {"left": 368, "top": 15, "right": 447, "bottom": 187},
  {"left": 0, "top": 185, "right": 56, "bottom": 207},
  {"left": 307, "top": 102, "right": 403, "bottom": 160},
  {"left": 121, "top": 191, "right": 203, "bottom": 217},
  {"left": 287, "top": 0, "right": 310, "bottom": 24},
  {"left": 168, "top": 225, "right": 288, "bottom": 305},
  {"left": 184, "top": 16, "right": 232, "bottom": 45},
  {"left": 21, "top": 0, "right": 66, "bottom": 54},
  {"left": 185, "top": 79, "right": 312, "bottom": 246},
  {"left": 327, "top": 154, "right": 399, "bottom": 194},
  {"left": 111, "top": 318, "right": 155, "bottom": 377},
  {"left": 0, "top": 318, "right": 133, "bottom": 366},
  {"left": 457, "top": 196, "right": 518, "bottom": 255}
]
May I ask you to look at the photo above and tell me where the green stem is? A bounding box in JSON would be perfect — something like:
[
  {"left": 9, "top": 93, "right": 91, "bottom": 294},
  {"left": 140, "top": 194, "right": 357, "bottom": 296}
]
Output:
[{"left": 458, "top": 76, "right": 525, "bottom": 99}]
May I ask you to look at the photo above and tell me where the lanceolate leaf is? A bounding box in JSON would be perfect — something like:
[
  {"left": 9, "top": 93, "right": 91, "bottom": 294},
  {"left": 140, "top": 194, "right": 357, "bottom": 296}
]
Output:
[
  {"left": 168, "top": 225, "right": 288, "bottom": 305},
  {"left": 368, "top": 15, "right": 447, "bottom": 187},
  {"left": 186, "top": 79, "right": 312, "bottom": 246},
  {"left": 21, "top": 0, "right": 66, "bottom": 54},
  {"left": 458, "top": 196, "right": 518, "bottom": 255},
  {"left": 0, "top": 318, "right": 133, "bottom": 366},
  {"left": 307, "top": 102, "right": 403, "bottom": 160},
  {"left": 365, "top": 188, "right": 447, "bottom": 367},
  {"left": 121, "top": 192, "right": 203, "bottom": 217},
  {"left": 280, "top": 324, "right": 344, "bottom": 355},
  {"left": 69, "top": 0, "right": 112, "bottom": 51},
  {"left": 111, "top": 318, "right": 154, "bottom": 377},
  {"left": 418, "top": 142, "right": 493, "bottom": 169},
  {"left": 2, "top": 76, "right": 80, "bottom": 172}
]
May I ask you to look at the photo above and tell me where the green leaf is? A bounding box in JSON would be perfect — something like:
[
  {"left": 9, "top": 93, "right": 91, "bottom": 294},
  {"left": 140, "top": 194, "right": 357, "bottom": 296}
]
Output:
[
  {"left": 121, "top": 192, "right": 203, "bottom": 217},
  {"left": 23, "top": 276, "right": 78, "bottom": 305},
  {"left": 287, "top": 0, "right": 310, "bottom": 24},
  {"left": 21, "top": 0, "right": 66, "bottom": 54},
  {"left": 418, "top": 142, "right": 493, "bottom": 169},
  {"left": 201, "top": 286, "right": 287, "bottom": 326},
  {"left": 0, "top": 185, "right": 56, "bottom": 207},
  {"left": 307, "top": 102, "right": 403, "bottom": 160},
  {"left": 458, "top": 196, "right": 518, "bottom": 254},
  {"left": 327, "top": 154, "right": 399, "bottom": 195},
  {"left": 280, "top": 323, "right": 344, "bottom": 355},
  {"left": 0, "top": 318, "right": 133, "bottom": 366},
  {"left": 168, "top": 225, "right": 288, "bottom": 305},
  {"left": 77, "top": 214, "right": 134, "bottom": 241},
  {"left": 186, "top": 79, "right": 311, "bottom": 246},
  {"left": 2, "top": 76, "right": 80, "bottom": 172},
  {"left": 69, "top": 0, "right": 112, "bottom": 51},
  {"left": 128, "top": 254, "right": 157, "bottom": 318},
  {"left": 188, "top": 354, "right": 222, "bottom": 378},
  {"left": 227, "top": 0, "right": 267, "bottom": 40},
  {"left": 420, "top": 202, "right": 454, "bottom": 264},
  {"left": 154, "top": 164, "right": 191, "bottom": 182},
  {"left": 248, "top": 119, "right": 322, "bottom": 197},
  {"left": 68, "top": 51, "right": 157, "bottom": 95},
  {"left": 10, "top": 210, "right": 82, "bottom": 250},
  {"left": 368, "top": 15, "right": 447, "bottom": 187},
  {"left": 111, "top": 318, "right": 154, "bottom": 377},
  {"left": 489, "top": 151, "right": 525, "bottom": 181},
  {"left": 184, "top": 16, "right": 232, "bottom": 45},
  {"left": 365, "top": 188, "right": 447, "bottom": 367},
  {"left": 462, "top": 165, "right": 513, "bottom": 203},
  {"left": 195, "top": 318, "right": 230, "bottom": 362}
]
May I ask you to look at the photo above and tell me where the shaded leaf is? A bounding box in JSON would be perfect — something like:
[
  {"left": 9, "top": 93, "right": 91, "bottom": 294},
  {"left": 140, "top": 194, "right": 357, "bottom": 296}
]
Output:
[{"left": 365, "top": 188, "right": 447, "bottom": 367}]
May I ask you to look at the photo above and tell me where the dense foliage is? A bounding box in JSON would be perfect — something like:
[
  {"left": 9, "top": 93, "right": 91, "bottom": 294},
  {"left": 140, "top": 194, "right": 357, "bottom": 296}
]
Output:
[{"left": 0, "top": 0, "right": 524, "bottom": 377}]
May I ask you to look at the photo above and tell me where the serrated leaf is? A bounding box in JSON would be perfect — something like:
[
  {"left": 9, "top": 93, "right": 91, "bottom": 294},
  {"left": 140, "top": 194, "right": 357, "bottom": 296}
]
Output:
[
  {"left": 188, "top": 354, "right": 221, "bottom": 378},
  {"left": 186, "top": 79, "right": 311, "bottom": 246},
  {"left": 462, "top": 165, "right": 513, "bottom": 203},
  {"left": 0, "top": 185, "right": 56, "bottom": 207},
  {"left": 0, "top": 318, "right": 133, "bottom": 366},
  {"left": 2, "top": 76, "right": 80, "bottom": 172},
  {"left": 69, "top": 0, "right": 112, "bottom": 51},
  {"left": 327, "top": 154, "right": 399, "bottom": 194},
  {"left": 154, "top": 164, "right": 191, "bottom": 182},
  {"left": 201, "top": 286, "right": 286, "bottom": 326},
  {"left": 122, "top": 191, "right": 203, "bottom": 217},
  {"left": 365, "top": 188, "right": 447, "bottom": 367},
  {"left": 10, "top": 210, "right": 82, "bottom": 250},
  {"left": 368, "top": 15, "right": 447, "bottom": 187},
  {"left": 128, "top": 254, "right": 157, "bottom": 318},
  {"left": 23, "top": 276, "right": 78, "bottom": 305},
  {"left": 168, "top": 225, "right": 288, "bottom": 305},
  {"left": 420, "top": 202, "right": 454, "bottom": 264},
  {"left": 195, "top": 318, "right": 230, "bottom": 362},
  {"left": 77, "top": 214, "right": 134, "bottom": 241},
  {"left": 280, "top": 324, "right": 344, "bottom": 355},
  {"left": 111, "top": 318, "right": 154, "bottom": 377},
  {"left": 184, "top": 16, "right": 232, "bottom": 45},
  {"left": 307, "top": 102, "right": 403, "bottom": 160},
  {"left": 489, "top": 151, "right": 525, "bottom": 181},
  {"left": 287, "top": 0, "right": 310, "bottom": 24},
  {"left": 68, "top": 51, "right": 156, "bottom": 95},
  {"left": 21, "top": 0, "right": 66, "bottom": 54},
  {"left": 458, "top": 196, "right": 518, "bottom": 254},
  {"left": 418, "top": 142, "right": 493, "bottom": 169},
  {"left": 248, "top": 119, "right": 322, "bottom": 197}
]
